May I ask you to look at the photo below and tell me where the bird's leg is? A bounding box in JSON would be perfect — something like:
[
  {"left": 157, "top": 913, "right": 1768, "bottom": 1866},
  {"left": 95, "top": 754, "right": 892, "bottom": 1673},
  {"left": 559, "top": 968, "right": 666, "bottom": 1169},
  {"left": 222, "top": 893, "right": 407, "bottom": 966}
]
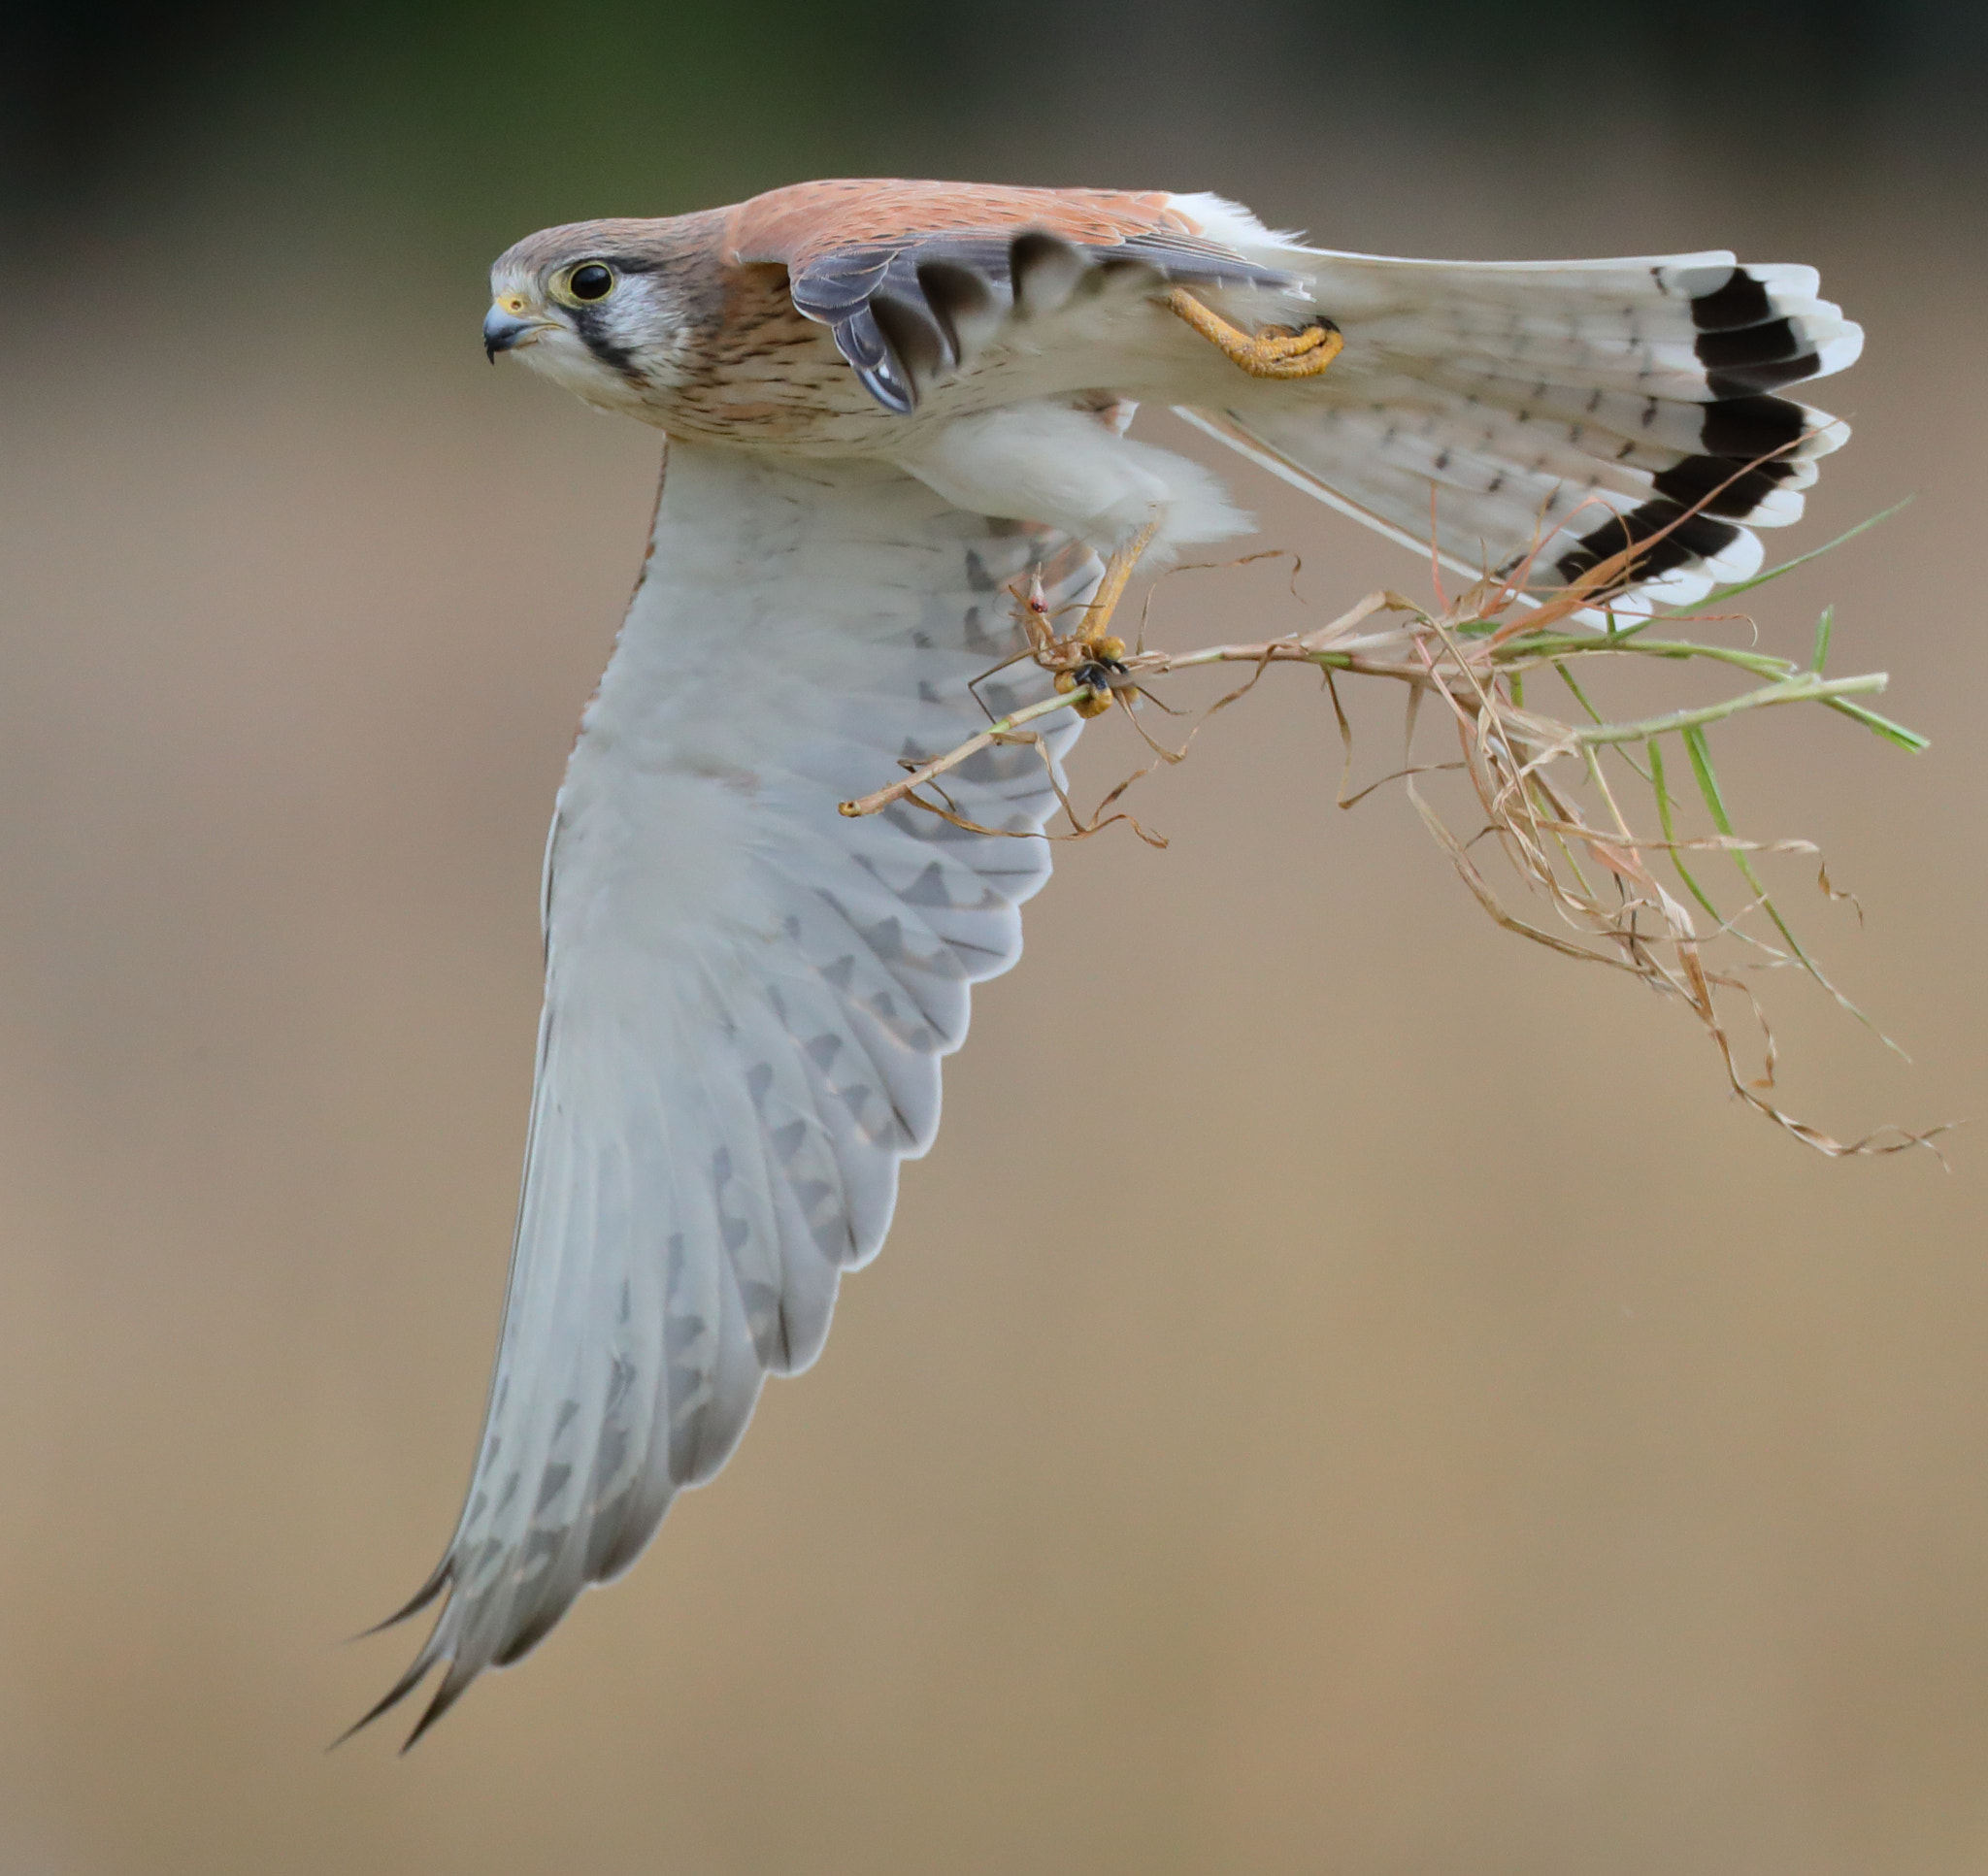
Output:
[
  {"left": 1050, "top": 518, "right": 1160, "bottom": 719},
  {"left": 1077, "top": 517, "right": 1157, "bottom": 649},
  {"left": 1165, "top": 287, "right": 1343, "bottom": 380}
]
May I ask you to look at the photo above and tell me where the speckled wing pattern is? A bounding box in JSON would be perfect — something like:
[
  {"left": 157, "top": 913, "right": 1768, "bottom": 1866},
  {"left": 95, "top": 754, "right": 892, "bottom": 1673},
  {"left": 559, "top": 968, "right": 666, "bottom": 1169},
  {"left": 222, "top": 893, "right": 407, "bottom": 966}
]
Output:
[{"left": 359, "top": 443, "right": 1100, "bottom": 1744}]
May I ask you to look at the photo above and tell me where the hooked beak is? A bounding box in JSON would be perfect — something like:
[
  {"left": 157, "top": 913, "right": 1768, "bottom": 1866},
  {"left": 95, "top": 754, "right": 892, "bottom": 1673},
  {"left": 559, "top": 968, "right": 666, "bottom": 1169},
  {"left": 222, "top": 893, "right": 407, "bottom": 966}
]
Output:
[{"left": 482, "top": 304, "right": 547, "bottom": 362}]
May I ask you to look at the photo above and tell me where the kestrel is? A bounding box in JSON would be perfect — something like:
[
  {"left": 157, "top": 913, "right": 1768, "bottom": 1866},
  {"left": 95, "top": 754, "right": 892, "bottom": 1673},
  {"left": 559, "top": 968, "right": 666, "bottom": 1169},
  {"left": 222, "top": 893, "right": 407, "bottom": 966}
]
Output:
[{"left": 354, "top": 178, "right": 1861, "bottom": 1742}]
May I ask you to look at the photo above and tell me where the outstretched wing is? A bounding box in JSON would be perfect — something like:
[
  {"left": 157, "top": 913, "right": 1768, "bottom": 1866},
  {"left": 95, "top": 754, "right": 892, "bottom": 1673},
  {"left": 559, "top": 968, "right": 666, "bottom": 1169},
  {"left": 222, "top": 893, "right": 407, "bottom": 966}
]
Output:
[{"left": 357, "top": 443, "right": 1100, "bottom": 1744}]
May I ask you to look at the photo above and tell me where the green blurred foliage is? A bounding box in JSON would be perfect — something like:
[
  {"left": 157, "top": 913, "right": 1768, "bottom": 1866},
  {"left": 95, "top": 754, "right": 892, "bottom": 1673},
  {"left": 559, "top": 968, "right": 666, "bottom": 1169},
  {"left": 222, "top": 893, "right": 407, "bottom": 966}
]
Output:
[
  {"left": 4, "top": 0, "right": 918, "bottom": 250},
  {"left": 9, "top": 0, "right": 1987, "bottom": 248}
]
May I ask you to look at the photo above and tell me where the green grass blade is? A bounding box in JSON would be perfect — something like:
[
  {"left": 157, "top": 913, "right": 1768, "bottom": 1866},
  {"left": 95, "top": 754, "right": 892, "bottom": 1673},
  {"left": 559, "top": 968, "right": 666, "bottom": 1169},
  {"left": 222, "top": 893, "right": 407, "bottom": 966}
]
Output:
[
  {"left": 1554, "top": 659, "right": 1603, "bottom": 724},
  {"left": 1648, "top": 737, "right": 1723, "bottom": 924},
  {"left": 1822, "top": 696, "right": 1932, "bottom": 752},
  {"left": 1680, "top": 723, "right": 1902, "bottom": 1053},
  {"left": 1680, "top": 723, "right": 1806, "bottom": 957},
  {"left": 1703, "top": 497, "right": 1913, "bottom": 606},
  {"left": 1810, "top": 606, "right": 1835, "bottom": 674},
  {"left": 1555, "top": 660, "right": 1654, "bottom": 784}
]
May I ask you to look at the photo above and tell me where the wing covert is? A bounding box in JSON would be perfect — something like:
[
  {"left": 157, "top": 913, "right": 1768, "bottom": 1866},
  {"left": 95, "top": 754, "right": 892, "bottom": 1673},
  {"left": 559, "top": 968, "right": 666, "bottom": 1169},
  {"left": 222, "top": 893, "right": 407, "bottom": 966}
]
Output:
[
  {"left": 723, "top": 180, "right": 1295, "bottom": 413},
  {"left": 792, "top": 228, "right": 1293, "bottom": 413}
]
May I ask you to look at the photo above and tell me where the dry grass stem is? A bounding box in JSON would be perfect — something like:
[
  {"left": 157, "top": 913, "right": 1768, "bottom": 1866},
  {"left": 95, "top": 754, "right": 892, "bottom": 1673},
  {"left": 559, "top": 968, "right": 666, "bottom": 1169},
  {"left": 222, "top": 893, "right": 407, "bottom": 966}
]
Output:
[{"left": 840, "top": 508, "right": 1939, "bottom": 1158}]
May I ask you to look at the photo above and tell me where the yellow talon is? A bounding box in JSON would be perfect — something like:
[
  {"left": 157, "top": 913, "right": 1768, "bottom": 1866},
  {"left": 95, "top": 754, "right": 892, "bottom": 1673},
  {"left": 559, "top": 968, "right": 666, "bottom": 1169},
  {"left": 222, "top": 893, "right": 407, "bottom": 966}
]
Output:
[
  {"left": 1073, "top": 688, "right": 1114, "bottom": 719},
  {"left": 1165, "top": 286, "right": 1343, "bottom": 380},
  {"left": 1093, "top": 635, "right": 1125, "bottom": 662},
  {"left": 1054, "top": 671, "right": 1077, "bottom": 693}
]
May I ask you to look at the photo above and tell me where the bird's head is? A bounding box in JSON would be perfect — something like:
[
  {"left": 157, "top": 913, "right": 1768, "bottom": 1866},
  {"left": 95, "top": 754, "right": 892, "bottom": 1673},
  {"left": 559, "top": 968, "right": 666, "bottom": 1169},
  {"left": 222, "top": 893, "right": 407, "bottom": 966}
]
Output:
[{"left": 482, "top": 218, "right": 704, "bottom": 415}]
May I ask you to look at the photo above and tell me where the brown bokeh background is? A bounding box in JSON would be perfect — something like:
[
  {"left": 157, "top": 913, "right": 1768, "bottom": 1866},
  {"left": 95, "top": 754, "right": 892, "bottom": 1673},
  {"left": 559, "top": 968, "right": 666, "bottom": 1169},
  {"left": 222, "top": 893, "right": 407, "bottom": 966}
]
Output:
[{"left": 2, "top": 11, "right": 1987, "bottom": 1870}]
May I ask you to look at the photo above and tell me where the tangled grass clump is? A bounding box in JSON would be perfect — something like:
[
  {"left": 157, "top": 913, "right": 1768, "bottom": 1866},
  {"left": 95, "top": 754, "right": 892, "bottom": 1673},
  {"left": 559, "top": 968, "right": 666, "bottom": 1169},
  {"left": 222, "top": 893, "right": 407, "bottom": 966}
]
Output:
[{"left": 844, "top": 497, "right": 1939, "bottom": 1158}]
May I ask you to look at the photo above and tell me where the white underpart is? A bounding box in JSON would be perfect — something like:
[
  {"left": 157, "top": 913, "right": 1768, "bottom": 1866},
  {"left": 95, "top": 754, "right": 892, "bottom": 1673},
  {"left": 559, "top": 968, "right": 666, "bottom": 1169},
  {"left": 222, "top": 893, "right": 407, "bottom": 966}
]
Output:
[{"left": 893, "top": 401, "right": 1251, "bottom": 559}]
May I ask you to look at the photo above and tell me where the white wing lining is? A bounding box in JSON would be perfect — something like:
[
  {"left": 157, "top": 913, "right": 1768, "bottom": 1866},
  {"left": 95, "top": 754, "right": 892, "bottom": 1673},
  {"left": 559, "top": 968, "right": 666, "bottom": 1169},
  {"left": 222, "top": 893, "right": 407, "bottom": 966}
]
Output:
[{"left": 355, "top": 443, "right": 1099, "bottom": 1743}]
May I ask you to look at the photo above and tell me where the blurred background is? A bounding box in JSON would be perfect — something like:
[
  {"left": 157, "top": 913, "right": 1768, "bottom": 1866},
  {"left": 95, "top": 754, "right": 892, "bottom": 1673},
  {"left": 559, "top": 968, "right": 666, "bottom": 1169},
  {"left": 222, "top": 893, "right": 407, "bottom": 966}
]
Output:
[{"left": 2, "top": 2, "right": 1986, "bottom": 1869}]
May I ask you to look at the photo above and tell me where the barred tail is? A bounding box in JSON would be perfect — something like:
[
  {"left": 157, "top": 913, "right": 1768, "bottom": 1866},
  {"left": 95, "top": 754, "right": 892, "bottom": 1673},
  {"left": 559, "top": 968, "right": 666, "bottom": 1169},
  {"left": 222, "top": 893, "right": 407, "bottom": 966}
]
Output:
[{"left": 1179, "top": 247, "right": 1862, "bottom": 612}]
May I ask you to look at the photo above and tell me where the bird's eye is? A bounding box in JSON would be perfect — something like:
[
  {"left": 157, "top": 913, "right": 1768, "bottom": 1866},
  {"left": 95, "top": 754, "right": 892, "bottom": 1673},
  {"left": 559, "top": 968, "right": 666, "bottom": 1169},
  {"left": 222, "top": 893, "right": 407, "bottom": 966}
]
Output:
[{"left": 567, "top": 263, "right": 615, "bottom": 303}]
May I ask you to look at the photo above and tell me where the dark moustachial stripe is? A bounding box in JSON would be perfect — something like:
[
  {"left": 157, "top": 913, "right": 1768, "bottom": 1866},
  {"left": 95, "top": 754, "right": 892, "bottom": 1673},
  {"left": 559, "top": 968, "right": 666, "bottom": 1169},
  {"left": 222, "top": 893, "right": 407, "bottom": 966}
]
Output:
[
  {"left": 572, "top": 304, "right": 645, "bottom": 381},
  {"left": 1554, "top": 498, "right": 1741, "bottom": 589}
]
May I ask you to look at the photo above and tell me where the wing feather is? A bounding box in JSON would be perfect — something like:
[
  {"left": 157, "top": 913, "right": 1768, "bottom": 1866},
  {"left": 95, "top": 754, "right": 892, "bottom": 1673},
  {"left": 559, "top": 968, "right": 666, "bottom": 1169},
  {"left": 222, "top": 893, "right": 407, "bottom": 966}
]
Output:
[
  {"left": 1177, "top": 237, "right": 1861, "bottom": 611},
  {"left": 361, "top": 444, "right": 1100, "bottom": 1742},
  {"left": 726, "top": 180, "right": 1297, "bottom": 413}
]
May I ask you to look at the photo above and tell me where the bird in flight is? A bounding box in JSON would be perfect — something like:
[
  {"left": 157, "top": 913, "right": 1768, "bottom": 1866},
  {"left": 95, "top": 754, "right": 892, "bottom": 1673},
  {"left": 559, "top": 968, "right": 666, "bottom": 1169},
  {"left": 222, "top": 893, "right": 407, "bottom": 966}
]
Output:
[{"left": 352, "top": 178, "right": 1860, "bottom": 1744}]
